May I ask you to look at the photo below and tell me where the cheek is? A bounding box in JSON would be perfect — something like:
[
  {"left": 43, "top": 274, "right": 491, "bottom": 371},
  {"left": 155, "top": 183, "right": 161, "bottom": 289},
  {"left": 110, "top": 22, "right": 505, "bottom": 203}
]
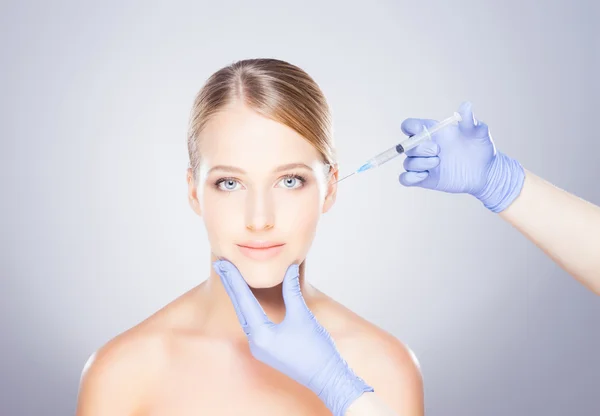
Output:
[
  {"left": 277, "top": 189, "right": 321, "bottom": 243},
  {"left": 200, "top": 192, "right": 243, "bottom": 248}
]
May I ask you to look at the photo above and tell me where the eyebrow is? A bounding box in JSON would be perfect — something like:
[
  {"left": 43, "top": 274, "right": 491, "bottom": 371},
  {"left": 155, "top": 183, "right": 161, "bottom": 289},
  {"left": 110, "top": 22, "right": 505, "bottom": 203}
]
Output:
[{"left": 207, "top": 163, "right": 314, "bottom": 175}]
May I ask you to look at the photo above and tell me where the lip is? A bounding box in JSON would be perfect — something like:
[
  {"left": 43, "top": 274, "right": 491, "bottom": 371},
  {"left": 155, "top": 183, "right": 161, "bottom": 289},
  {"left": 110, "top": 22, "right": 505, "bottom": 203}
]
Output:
[
  {"left": 236, "top": 241, "right": 286, "bottom": 261},
  {"left": 238, "top": 241, "right": 285, "bottom": 249}
]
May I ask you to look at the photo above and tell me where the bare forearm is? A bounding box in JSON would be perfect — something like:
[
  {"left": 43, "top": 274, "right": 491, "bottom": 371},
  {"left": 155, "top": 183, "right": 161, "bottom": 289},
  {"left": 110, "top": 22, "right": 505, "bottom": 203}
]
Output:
[
  {"left": 499, "top": 170, "right": 600, "bottom": 294},
  {"left": 345, "top": 393, "right": 399, "bottom": 416}
]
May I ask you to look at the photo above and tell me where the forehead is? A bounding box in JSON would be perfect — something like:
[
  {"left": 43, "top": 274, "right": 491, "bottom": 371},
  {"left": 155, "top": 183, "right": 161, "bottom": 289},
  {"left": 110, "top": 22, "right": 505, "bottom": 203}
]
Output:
[{"left": 198, "top": 102, "right": 322, "bottom": 168}]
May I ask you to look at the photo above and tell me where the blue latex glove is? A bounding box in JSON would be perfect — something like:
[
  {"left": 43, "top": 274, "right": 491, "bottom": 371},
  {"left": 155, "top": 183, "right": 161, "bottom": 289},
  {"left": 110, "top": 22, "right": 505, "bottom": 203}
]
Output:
[
  {"left": 213, "top": 259, "right": 373, "bottom": 416},
  {"left": 399, "top": 101, "right": 525, "bottom": 213}
]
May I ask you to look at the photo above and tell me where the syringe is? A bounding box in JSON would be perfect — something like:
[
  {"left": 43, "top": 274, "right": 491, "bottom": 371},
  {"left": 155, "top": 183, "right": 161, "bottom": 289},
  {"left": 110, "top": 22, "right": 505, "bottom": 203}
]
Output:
[{"left": 335, "top": 111, "right": 462, "bottom": 184}]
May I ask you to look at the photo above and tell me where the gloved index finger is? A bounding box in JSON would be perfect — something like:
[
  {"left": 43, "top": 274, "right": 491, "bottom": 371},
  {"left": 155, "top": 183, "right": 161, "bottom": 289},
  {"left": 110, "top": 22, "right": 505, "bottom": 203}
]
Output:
[
  {"left": 216, "top": 266, "right": 247, "bottom": 327},
  {"left": 401, "top": 118, "right": 439, "bottom": 137},
  {"left": 214, "top": 260, "right": 271, "bottom": 329},
  {"left": 404, "top": 140, "right": 440, "bottom": 157}
]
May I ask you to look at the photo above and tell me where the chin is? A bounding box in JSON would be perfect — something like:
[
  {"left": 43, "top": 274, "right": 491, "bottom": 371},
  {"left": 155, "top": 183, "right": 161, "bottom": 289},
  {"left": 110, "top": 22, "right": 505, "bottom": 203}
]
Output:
[{"left": 233, "top": 258, "right": 292, "bottom": 289}]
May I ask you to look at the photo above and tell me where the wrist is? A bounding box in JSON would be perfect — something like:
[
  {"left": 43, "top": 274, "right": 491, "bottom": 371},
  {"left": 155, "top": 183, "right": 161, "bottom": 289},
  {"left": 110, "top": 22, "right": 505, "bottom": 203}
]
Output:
[
  {"left": 311, "top": 355, "right": 374, "bottom": 416},
  {"left": 475, "top": 151, "right": 525, "bottom": 213}
]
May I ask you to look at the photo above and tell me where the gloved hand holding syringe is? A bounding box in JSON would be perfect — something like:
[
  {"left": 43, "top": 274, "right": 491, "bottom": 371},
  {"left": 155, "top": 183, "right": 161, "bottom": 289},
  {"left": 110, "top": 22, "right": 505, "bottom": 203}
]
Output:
[
  {"left": 335, "top": 101, "right": 525, "bottom": 214},
  {"left": 335, "top": 111, "right": 462, "bottom": 184}
]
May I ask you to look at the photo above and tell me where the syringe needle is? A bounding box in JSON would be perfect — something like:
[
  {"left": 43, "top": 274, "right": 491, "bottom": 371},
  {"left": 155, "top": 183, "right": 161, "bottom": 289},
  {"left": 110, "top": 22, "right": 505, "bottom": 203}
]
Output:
[
  {"left": 334, "top": 171, "right": 356, "bottom": 184},
  {"left": 331, "top": 111, "right": 461, "bottom": 186}
]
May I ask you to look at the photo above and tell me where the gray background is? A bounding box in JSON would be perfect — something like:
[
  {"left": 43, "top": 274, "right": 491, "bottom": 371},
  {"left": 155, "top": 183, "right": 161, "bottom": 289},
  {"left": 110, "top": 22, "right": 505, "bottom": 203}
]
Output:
[{"left": 1, "top": 0, "right": 599, "bottom": 415}]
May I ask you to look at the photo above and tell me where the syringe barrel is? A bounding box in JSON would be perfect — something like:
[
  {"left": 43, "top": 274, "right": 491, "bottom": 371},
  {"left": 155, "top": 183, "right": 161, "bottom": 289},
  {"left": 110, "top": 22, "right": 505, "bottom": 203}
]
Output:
[
  {"left": 398, "top": 126, "right": 432, "bottom": 152},
  {"left": 363, "top": 112, "right": 461, "bottom": 171},
  {"left": 399, "top": 112, "right": 461, "bottom": 152},
  {"left": 370, "top": 146, "right": 402, "bottom": 168}
]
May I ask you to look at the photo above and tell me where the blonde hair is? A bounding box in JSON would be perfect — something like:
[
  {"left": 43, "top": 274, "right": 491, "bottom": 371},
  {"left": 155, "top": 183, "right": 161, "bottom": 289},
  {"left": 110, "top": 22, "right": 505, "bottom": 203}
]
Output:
[{"left": 186, "top": 58, "right": 337, "bottom": 184}]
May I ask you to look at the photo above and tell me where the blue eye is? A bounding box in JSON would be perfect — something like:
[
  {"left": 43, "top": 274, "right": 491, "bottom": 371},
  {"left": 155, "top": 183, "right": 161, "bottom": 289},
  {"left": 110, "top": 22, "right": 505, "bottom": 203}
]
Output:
[
  {"left": 278, "top": 175, "right": 306, "bottom": 189},
  {"left": 216, "top": 179, "right": 241, "bottom": 191},
  {"left": 214, "top": 174, "right": 306, "bottom": 192}
]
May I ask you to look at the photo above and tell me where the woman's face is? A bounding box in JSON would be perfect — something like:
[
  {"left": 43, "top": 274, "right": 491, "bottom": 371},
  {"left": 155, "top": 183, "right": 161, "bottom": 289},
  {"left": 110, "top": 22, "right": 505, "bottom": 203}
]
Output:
[{"left": 188, "top": 102, "right": 338, "bottom": 288}]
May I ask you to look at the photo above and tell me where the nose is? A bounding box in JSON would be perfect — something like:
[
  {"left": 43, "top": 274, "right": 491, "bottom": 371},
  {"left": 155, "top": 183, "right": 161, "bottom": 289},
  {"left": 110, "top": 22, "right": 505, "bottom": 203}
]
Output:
[{"left": 245, "top": 189, "right": 275, "bottom": 231}]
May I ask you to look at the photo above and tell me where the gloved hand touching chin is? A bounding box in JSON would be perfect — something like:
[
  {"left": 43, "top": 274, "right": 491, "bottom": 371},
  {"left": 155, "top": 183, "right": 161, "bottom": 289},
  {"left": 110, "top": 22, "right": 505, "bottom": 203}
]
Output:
[
  {"left": 212, "top": 259, "right": 374, "bottom": 416},
  {"left": 399, "top": 101, "right": 525, "bottom": 213}
]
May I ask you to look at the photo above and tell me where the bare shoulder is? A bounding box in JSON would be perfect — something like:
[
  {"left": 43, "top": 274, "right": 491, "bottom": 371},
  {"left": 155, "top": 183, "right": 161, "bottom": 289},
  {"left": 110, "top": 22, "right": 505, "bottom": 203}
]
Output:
[
  {"left": 75, "top": 289, "right": 198, "bottom": 416},
  {"left": 313, "top": 295, "right": 424, "bottom": 416},
  {"left": 75, "top": 323, "right": 169, "bottom": 415}
]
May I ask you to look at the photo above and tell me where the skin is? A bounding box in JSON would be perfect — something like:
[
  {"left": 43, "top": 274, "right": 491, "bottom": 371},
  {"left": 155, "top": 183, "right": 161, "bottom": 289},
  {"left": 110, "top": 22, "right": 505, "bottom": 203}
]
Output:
[
  {"left": 499, "top": 170, "right": 600, "bottom": 295},
  {"left": 76, "top": 101, "right": 423, "bottom": 416}
]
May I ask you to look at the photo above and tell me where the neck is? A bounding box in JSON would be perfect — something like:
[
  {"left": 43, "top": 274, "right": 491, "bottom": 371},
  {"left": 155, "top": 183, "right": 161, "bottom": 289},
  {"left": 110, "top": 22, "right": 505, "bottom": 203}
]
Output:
[{"left": 196, "top": 254, "right": 317, "bottom": 340}]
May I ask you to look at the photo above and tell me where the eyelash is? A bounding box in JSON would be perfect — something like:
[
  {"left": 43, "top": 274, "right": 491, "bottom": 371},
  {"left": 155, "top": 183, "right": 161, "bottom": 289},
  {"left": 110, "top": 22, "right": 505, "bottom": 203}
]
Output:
[{"left": 213, "top": 173, "right": 308, "bottom": 192}]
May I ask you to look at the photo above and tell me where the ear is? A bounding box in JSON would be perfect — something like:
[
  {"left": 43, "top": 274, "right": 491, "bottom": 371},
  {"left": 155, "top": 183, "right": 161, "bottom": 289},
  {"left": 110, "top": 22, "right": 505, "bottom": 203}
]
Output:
[
  {"left": 322, "top": 163, "right": 339, "bottom": 214},
  {"left": 187, "top": 167, "right": 202, "bottom": 216}
]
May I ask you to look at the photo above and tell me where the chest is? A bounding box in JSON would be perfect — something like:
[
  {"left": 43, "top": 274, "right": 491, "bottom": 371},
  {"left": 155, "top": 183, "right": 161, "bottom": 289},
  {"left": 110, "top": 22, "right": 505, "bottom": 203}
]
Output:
[{"left": 146, "top": 346, "right": 332, "bottom": 416}]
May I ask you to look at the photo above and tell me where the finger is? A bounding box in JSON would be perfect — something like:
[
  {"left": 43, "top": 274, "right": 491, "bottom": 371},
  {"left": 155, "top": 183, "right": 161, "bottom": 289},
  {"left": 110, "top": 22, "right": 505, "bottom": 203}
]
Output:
[
  {"left": 473, "top": 119, "right": 491, "bottom": 139},
  {"left": 401, "top": 118, "right": 439, "bottom": 137},
  {"left": 214, "top": 259, "right": 271, "bottom": 328},
  {"left": 404, "top": 140, "right": 440, "bottom": 157},
  {"left": 213, "top": 262, "right": 247, "bottom": 327},
  {"left": 457, "top": 101, "right": 476, "bottom": 134},
  {"left": 399, "top": 171, "right": 428, "bottom": 186},
  {"left": 457, "top": 101, "right": 490, "bottom": 139},
  {"left": 281, "top": 264, "right": 309, "bottom": 320},
  {"left": 403, "top": 156, "right": 440, "bottom": 172}
]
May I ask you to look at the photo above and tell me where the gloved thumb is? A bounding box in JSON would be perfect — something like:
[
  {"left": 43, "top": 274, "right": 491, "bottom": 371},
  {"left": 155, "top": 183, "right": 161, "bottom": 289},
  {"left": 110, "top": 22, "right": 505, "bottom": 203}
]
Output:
[
  {"left": 281, "top": 264, "right": 308, "bottom": 319},
  {"left": 458, "top": 101, "right": 477, "bottom": 135},
  {"left": 458, "top": 101, "right": 491, "bottom": 139}
]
